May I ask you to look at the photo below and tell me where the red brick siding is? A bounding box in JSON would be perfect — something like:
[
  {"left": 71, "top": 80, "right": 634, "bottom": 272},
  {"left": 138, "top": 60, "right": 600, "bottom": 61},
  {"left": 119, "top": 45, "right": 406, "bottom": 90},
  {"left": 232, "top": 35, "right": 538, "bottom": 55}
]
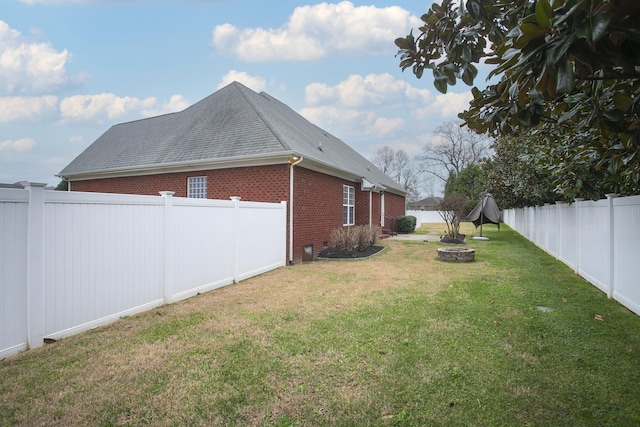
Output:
[
  {"left": 292, "top": 167, "right": 369, "bottom": 262},
  {"left": 70, "top": 165, "right": 289, "bottom": 202},
  {"left": 385, "top": 192, "right": 406, "bottom": 218},
  {"left": 70, "top": 165, "right": 405, "bottom": 263}
]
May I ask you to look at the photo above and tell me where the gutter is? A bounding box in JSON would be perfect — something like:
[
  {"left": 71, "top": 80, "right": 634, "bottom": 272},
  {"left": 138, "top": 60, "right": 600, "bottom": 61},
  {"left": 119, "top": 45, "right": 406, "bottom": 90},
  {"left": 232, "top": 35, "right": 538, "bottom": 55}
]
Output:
[{"left": 289, "top": 155, "right": 303, "bottom": 265}]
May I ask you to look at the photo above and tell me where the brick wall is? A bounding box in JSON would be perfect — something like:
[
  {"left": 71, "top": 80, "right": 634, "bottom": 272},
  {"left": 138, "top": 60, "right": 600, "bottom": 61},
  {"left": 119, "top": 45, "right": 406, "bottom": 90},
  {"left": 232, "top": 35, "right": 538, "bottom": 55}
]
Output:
[
  {"left": 70, "top": 165, "right": 289, "bottom": 202},
  {"left": 385, "top": 191, "right": 406, "bottom": 218},
  {"left": 70, "top": 165, "right": 405, "bottom": 263}
]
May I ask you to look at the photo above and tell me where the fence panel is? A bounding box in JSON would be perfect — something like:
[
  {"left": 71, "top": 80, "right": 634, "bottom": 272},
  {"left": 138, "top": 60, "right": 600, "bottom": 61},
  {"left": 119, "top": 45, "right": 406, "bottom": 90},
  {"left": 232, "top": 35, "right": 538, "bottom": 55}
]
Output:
[
  {"left": 43, "top": 191, "right": 165, "bottom": 339},
  {"left": 545, "top": 205, "right": 559, "bottom": 258},
  {"left": 0, "top": 187, "right": 287, "bottom": 358},
  {"left": 612, "top": 195, "right": 640, "bottom": 314},
  {"left": 533, "top": 206, "right": 546, "bottom": 249},
  {"left": 406, "top": 210, "right": 445, "bottom": 225},
  {"left": 236, "top": 200, "right": 288, "bottom": 281},
  {"left": 578, "top": 199, "right": 610, "bottom": 294},
  {"left": 557, "top": 203, "right": 577, "bottom": 270},
  {"left": 170, "top": 198, "right": 236, "bottom": 301},
  {"left": 0, "top": 189, "right": 29, "bottom": 358},
  {"left": 503, "top": 194, "right": 639, "bottom": 316}
]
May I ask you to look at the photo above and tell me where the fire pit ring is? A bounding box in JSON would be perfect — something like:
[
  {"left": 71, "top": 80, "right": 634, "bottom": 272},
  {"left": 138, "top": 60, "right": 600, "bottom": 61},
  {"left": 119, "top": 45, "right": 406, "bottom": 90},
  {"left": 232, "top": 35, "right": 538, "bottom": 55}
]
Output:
[{"left": 437, "top": 247, "right": 475, "bottom": 262}]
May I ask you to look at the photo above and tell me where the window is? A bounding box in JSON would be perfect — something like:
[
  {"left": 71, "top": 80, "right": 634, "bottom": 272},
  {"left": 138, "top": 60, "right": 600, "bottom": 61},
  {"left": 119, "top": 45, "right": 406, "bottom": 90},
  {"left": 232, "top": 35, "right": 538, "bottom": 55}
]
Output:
[
  {"left": 343, "top": 185, "right": 355, "bottom": 225},
  {"left": 188, "top": 176, "right": 207, "bottom": 198}
]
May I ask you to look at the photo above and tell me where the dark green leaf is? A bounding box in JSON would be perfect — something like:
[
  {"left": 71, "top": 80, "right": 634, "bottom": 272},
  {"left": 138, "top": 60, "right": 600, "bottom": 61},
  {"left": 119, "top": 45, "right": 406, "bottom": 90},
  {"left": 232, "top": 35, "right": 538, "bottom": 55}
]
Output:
[
  {"left": 612, "top": 93, "right": 634, "bottom": 112},
  {"left": 535, "top": 0, "right": 552, "bottom": 29},
  {"left": 434, "top": 77, "right": 448, "bottom": 94},
  {"left": 394, "top": 37, "right": 412, "bottom": 50},
  {"left": 556, "top": 60, "right": 575, "bottom": 94},
  {"left": 589, "top": 13, "right": 612, "bottom": 44},
  {"left": 516, "top": 23, "right": 549, "bottom": 48},
  {"left": 466, "top": 0, "right": 481, "bottom": 20}
]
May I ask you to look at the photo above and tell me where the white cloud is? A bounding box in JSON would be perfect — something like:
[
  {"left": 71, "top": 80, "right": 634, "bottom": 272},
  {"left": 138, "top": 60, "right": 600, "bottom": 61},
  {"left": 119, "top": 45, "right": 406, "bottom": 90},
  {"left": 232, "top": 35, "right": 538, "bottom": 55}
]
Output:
[
  {"left": 59, "top": 93, "right": 157, "bottom": 121},
  {"left": 212, "top": 1, "right": 420, "bottom": 62},
  {"left": 0, "top": 20, "right": 82, "bottom": 94},
  {"left": 142, "top": 94, "right": 190, "bottom": 117},
  {"left": 0, "top": 138, "right": 36, "bottom": 152},
  {"left": 300, "top": 74, "right": 434, "bottom": 139},
  {"left": 0, "top": 95, "right": 58, "bottom": 122},
  {"left": 305, "top": 73, "right": 432, "bottom": 108},
  {"left": 218, "top": 70, "right": 266, "bottom": 92},
  {"left": 414, "top": 92, "right": 473, "bottom": 119},
  {"left": 372, "top": 117, "right": 404, "bottom": 135},
  {"left": 300, "top": 105, "right": 374, "bottom": 128}
]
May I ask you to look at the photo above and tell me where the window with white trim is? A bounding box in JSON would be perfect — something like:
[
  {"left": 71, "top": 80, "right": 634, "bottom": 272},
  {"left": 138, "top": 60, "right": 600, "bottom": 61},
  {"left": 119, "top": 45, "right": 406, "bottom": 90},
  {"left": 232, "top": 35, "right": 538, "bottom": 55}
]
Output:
[
  {"left": 343, "top": 185, "right": 355, "bottom": 225},
  {"left": 187, "top": 176, "right": 207, "bottom": 198}
]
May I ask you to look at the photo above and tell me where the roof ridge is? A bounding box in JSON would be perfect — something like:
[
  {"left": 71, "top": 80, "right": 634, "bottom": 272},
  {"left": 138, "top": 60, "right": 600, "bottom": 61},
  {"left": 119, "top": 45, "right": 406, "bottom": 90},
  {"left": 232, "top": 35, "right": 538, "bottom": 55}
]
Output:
[{"left": 232, "top": 83, "right": 293, "bottom": 152}]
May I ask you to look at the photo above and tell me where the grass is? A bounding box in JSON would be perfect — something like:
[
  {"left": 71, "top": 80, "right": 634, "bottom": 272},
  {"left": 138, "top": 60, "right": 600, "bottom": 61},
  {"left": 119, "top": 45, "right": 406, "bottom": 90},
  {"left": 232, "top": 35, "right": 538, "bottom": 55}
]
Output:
[{"left": 1, "top": 223, "right": 639, "bottom": 426}]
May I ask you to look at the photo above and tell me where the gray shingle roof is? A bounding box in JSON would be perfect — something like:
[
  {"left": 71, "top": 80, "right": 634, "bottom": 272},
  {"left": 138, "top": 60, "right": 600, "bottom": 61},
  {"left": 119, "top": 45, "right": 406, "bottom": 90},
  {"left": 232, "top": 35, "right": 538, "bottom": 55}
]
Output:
[{"left": 59, "top": 82, "right": 406, "bottom": 194}]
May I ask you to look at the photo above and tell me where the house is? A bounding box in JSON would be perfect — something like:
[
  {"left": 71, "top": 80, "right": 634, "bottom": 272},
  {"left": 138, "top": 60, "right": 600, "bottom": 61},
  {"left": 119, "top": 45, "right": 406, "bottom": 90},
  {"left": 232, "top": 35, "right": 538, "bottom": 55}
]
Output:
[
  {"left": 0, "top": 182, "right": 27, "bottom": 189},
  {"left": 0, "top": 182, "right": 54, "bottom": 190},
  {"left": 58, "top": 82, "right": 406, "bottom": 263},
  {"left": 407, "top": 196, "right": 442, "bottom": 211}
]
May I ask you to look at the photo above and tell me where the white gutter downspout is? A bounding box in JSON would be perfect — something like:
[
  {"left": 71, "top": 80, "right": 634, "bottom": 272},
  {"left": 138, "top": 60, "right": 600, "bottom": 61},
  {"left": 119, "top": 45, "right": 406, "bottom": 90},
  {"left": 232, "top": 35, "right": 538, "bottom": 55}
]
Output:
[
  {"left": 369, "top": 190, "right": 373, "bottom": 226},
  {"left": 289, "top": 156, "right": 303, "bottom": 265}
]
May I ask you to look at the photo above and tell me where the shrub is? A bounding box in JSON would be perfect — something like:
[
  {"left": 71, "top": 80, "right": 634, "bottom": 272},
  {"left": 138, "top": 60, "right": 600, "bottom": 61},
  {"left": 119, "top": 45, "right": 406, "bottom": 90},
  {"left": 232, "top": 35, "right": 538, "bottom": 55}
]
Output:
[
  {"left": 396, "top": 215, "right": 417, "bottom": 233},
  {"left": 355, "top": 224, "right": 382, "bottom": 251},
  {"left": 330, "top": 225, "right": 382, "bottom": 254},
  {"left": 330, "top": 226, "right": 358, "bottom": 255}
]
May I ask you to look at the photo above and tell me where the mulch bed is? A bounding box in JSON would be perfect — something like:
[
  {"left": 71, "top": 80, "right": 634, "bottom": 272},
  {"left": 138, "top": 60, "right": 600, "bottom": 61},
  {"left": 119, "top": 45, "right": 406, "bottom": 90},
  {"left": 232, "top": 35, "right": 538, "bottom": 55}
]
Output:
[{"left": 318, "top": 245, "right": 385, "bottom": 259}]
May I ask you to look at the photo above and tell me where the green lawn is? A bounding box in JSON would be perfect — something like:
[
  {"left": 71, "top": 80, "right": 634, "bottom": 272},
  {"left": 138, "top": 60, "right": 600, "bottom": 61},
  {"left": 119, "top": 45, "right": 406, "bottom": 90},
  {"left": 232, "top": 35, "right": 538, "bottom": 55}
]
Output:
[{"left": 1, "top": 224, "right": 639, "bottom": 426}]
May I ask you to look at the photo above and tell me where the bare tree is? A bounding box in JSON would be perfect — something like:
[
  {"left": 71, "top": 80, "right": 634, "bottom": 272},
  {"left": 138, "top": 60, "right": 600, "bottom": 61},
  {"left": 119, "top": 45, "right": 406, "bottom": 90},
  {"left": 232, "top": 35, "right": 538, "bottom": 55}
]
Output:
[
  {"left": 422, "top": 121, "right": 492, "bottom": 183},
  {"left": 371, "top": 146, "right": 423, "bottom": 202},
  {"left": 437, "top": 194, "right": 469, "bottom": 239}
]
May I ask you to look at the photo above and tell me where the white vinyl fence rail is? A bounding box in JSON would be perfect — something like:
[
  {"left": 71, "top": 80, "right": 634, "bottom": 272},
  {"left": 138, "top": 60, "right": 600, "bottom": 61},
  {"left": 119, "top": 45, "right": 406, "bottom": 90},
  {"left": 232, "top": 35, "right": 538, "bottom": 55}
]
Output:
[
  {"left": 502, "top": 194, "right": 640, "bottom": 316},
  {"left": 406, "top": 210, "right": 445, "bottom": 225},
  {"left": 1, "top": 184, "right": 287, "bottom": 359}
]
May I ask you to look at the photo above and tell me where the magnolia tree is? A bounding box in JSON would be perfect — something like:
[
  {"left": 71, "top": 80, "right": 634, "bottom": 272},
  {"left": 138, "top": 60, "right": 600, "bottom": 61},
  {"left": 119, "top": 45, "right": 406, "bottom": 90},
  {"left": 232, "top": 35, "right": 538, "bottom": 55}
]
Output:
[{"left": 396, "top": 0, "right": 640, "bottom": 197}]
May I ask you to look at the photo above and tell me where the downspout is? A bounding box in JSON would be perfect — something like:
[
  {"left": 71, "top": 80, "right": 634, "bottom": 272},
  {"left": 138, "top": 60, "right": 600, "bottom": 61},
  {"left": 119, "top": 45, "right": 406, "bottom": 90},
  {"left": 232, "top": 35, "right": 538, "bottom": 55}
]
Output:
[
  {"left": 289, "top": 156, "right": 303, "bottom": 265},
  {"left": 369, "top": 190, "right": 373, "bottom": 226}
]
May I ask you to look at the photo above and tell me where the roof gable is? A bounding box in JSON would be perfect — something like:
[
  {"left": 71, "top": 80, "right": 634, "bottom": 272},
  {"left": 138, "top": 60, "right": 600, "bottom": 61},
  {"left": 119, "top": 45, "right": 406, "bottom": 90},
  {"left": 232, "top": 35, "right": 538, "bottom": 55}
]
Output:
[{"left": 60, "top": 82, "right": 406, "bottom": 194}]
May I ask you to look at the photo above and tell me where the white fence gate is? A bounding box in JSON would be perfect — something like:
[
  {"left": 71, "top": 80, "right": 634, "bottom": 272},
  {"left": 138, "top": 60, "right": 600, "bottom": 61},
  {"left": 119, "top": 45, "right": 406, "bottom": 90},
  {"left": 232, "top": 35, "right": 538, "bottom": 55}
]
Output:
[
  {"left": 503, "top": 194, "right": 640, "bottom": 316},
  {"left": 1, "top": 184, "right": 287, "bottom": 359}
]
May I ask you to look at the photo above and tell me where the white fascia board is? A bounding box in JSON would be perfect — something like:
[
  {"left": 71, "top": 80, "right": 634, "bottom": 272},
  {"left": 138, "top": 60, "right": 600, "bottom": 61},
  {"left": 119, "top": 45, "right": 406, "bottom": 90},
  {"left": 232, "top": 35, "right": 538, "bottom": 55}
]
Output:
[{"left": 59, "top": 152, "right": 296, "bottom": 181}]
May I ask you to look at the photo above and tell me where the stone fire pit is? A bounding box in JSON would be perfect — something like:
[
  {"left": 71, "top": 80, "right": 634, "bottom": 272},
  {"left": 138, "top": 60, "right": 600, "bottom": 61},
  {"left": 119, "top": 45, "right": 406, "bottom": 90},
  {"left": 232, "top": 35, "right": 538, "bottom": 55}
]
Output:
[{"left": 437, "top": 247, "right": 475, "bottom": 262}]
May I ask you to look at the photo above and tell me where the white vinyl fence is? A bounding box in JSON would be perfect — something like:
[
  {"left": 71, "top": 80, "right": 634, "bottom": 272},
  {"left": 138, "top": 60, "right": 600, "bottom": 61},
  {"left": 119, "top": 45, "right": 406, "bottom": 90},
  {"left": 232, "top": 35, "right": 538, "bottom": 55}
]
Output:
[
  {"left": 1, "top": 184, "right": 287, "bottom": 359},
  {"left": 406, "top": 210, "right": 445, "bottom": 225},
  {"left": 503, "top": 194, "right": 640, "bottom": 316}
]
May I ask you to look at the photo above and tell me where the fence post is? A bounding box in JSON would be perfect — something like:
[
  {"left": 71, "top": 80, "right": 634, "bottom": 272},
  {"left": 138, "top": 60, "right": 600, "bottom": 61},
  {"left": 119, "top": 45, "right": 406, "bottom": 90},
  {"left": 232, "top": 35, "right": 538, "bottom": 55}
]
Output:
[
  {"left": 230, "top": 197, "right": 241, "bottom": 283},
  {"left": 25, "top": 183, "right": 47, "bottom": 349},
  {"left": 281, "top": 201, "right": 288, "bottom": 264},
  {"left": 574, "top": 198, "right": 584, "bottom": 274},
  {"left": 160, "top": 191, "right": 175, "bottom": 304},
  {"left": 555, "top": 202, "right": 561, "bottom": 260},
  {"left": 606, "top": 194, "right": 618, "bottom": 299}
]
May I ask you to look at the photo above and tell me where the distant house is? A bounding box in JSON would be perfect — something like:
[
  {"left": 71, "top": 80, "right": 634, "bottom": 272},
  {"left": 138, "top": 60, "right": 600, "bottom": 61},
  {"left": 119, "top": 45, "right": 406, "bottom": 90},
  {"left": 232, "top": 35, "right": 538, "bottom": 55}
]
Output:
[
  {"left": 407, "top": 196, "right": 442, "bottom": 211},
  {"left": 0, "top": 182, "right": 26, "bottom": 189},
  {"left": 58, "top": 82, "right": 406, "bottom": 263},
  {"left": 0, "top": 182, "right": 54, "bottom": 190}
]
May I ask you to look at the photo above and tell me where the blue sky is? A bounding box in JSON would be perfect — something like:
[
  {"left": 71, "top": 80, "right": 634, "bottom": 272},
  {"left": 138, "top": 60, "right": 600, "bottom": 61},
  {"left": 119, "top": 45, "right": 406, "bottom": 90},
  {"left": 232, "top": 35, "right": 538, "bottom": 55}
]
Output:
[{"left": 1, "top": 0, "right": 480, "bottom": 191}]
